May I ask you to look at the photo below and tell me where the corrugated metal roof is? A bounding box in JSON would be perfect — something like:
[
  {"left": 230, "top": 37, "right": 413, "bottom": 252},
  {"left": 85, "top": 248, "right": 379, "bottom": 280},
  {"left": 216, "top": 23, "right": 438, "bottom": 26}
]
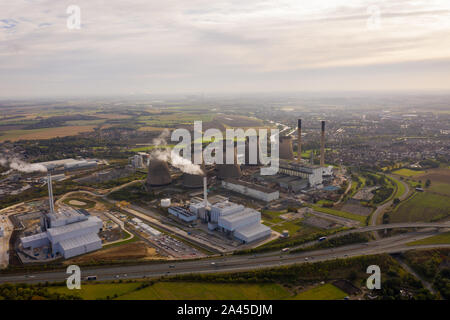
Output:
[
  {"left": 219, "top": 208, "right": 258, "bottom": 224},
  {"left": 235, "top": 223, "right": 271, "bottom": 238},
  {"left": 47, "top": 216, "right": 101, "bottom": 237},
  {"left": 59, "top": 233, "right": 101, "bottom": 251}
]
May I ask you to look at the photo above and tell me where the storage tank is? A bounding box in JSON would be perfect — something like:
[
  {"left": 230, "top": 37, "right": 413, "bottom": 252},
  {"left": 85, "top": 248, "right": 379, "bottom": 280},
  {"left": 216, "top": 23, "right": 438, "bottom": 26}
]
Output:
[{"left": 146, "top": 158, "right": 172, "bottom": 186}]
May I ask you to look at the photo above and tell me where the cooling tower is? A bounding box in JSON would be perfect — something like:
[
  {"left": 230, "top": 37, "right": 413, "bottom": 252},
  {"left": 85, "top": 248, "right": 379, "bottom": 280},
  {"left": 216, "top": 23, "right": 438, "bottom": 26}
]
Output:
[
  {"left": 320, "top": 120, "right": 325, "bottom": 167},
  {"left": 182, "top": 149, "right": 205, "bottom": 188},
  {"left": 297, "top": 119, "right": 302, "bottom": 163},
  {"left": 216, "top": 142, "right": 242, "bottom": 179},
  {"left": 279, "top": 136, "right": 294, "bottom": 160},
  {"left": 146, "top": 158, "right": 172, "bottom": 186},
  {"left": 182, "top": 173, "right": 204, "bottom": 188}
]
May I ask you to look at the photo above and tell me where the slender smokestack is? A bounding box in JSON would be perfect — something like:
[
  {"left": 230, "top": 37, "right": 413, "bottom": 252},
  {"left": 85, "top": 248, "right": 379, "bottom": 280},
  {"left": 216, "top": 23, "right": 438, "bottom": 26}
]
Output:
[
  {"left": 201, "top": 153, "right": 207, "bottom": 206},
  {"left": 320, "top": 120, "right": 325, "bottom": 167},
  {"left": 297, "top": 119, "right": 302, "bottom": 163},
  {"left": 47, "top": 172, "right": 55, "bottom": 215},
  {"left": 203, "top": 177, "right": 208, "bottom": 206}
]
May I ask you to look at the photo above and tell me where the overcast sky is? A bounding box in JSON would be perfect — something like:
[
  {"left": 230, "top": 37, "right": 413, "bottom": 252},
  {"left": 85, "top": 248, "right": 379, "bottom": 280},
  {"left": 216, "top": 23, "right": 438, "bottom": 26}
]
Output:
[{"left": 1, "top": 0, "right": 450, "bottom": 98}]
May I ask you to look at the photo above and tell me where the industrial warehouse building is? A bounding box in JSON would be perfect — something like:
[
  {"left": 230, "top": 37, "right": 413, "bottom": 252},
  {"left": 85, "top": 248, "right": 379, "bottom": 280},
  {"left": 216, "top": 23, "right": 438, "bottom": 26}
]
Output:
[
  {"left": 20, "top": 207, "right": 102, "bottom": 259},
  {"left": 37, "top": 158, "right": 99, "bottom": 172},
  {"left": 234, "top": 223, "right": 272, "bottom": 243},
  {"left": 278, "top": 160, "right": 323, "bottom": 186},
  {"left": 208, "top": 200, "right": 271, "bottom": 243},
  {"left": 221, "top": 179, "right": 279, "bottom": 202},
  {"left": 168, "top": 206, "right": 197, "bottom": 222}
]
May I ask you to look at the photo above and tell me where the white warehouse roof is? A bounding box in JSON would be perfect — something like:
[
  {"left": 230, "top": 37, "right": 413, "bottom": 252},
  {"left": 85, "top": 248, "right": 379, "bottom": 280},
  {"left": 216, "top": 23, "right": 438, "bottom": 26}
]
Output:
[
  {"left": 58, "top": 233, "right": 101, "bottom": 252},
  {"left": 234, "top": 223, "right": 271, "bottom": 243},
  {"left": 47, "top": 216, "right": 102, "bottom": 238}
]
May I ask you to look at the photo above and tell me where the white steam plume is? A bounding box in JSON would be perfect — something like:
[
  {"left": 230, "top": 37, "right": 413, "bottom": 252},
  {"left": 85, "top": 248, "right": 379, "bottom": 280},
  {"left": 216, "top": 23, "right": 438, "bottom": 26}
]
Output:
[
  {"left": 150, "top": 130, "right": 203, "bottom": 175},
  {"left": 0, "top": 157, "right": 47, "bottom": 173}
]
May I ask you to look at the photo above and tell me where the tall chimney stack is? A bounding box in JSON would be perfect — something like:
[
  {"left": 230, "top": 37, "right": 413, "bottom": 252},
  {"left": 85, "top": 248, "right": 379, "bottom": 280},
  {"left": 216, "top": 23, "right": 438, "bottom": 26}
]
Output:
[
  {"left": 201, "top": 155, "right": 208, "bottom": 206},
  {"left": 297, "top": 119, "right": 302, "bottom": 163},
  {"left": 47, "top": 172, "right": 55, "bottom": 215},
  {"left": 320, "top": 120, "right": 325, "bottom": 167}
]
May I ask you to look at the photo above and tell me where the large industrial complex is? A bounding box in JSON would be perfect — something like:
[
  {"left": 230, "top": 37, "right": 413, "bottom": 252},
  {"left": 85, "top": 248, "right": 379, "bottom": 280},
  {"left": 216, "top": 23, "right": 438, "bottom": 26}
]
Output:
[{"left": 19, "top": 174, "right": 103, "bottom": 259}]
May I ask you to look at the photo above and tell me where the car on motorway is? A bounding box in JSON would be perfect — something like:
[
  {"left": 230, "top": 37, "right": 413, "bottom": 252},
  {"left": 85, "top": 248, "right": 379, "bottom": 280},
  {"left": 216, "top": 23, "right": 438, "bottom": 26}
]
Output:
[
  {"left": 210, "top": 262, "right": 216, "bottom": 266},
  {"left": 304, "top": 257, "right": 309, "bottom": 261},
  {"left": 86, "top": 276, "right": 97, "bottom": 281},
  {"left": 169, "top": 265, "right": 175, "bottom": 268},
  {"left": 281, "top": 248, "right": 290, "bottom": 252},
  {"left": 318, "top": 237, "right": 327, "bottom": 242}
]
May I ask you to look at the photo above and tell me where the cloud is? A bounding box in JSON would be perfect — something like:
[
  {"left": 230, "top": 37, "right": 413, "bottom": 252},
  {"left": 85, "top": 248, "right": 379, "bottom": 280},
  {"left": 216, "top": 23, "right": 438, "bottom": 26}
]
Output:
[{"left": 0, "top": 0, "right": 449, "bottom": 97}]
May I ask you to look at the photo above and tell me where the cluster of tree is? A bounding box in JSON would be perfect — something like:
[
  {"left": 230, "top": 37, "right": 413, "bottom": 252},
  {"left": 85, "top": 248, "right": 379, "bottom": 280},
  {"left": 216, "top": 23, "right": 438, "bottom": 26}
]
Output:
[
  {"left": 403, "top": 249, "right": 449, "bottom": 299},
  {"left": 0, "top": 283, "right": 80, "bottom": 300},
  {"left": 15, "top": 135, "right": 131, "bottom": 161},
  {"left": 291, "top": 233, "right": 369, "bottom": 253},
  {"left": 379, "top": 275, "right": 434, "bottom": 300},
  {"left": 371, "top": 187, "right": 394, "bottom": 204},
  {"left": 235, "top": 227, "right": 347, "bottom": 255},
  {"left": 170, "top": 254, "right": 395, "bottom": 287},
  {"left": 83, "top": 171, "right": 146, "bottom": 189},
  {"left": 419, "top": 159, "right": 440, "bottom": 169},
  {"left": 364, "top": 173, "right": 386, "bottom": 186},
  {"left": 109, "top": 183, "right": 154, "bottom": 202},
  {"left": 23, "top": 114, "right": 101, "bottom": 130},
  {"left": 433, "top": 268, "right": 450, "bottom": 299}
]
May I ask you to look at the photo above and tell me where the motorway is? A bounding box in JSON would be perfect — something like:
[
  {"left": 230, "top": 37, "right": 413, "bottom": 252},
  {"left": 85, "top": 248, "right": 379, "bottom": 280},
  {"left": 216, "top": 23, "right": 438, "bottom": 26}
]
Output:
[{"left": 1, "top": 229, "right": 449, "bottom": 285}]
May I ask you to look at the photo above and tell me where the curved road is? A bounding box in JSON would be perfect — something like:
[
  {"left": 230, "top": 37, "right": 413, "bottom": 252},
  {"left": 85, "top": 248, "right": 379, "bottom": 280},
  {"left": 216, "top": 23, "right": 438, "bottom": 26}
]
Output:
[{"left": 370, "top": 174, "right": 410, "bottom": 228}]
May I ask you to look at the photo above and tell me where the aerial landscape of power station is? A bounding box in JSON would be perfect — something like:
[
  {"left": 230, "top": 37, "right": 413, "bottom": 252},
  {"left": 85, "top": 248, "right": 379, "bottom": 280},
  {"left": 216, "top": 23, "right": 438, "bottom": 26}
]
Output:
[{"left": 0, "top": 0, "right": 449, "bottom": 311}]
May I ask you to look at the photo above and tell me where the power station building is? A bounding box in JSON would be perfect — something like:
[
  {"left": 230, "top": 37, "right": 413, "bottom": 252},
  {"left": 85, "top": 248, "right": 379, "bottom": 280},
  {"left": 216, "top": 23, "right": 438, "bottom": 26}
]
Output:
[
  {"left": 208, "top": 201, "right": 271, "bottom": 243},
  {"left": 168, "top": 206, "right": 198, "bottom": 222},
  {"left": 20, "top": 174, "right": 102, "bottom": 259},
  {"left": 278, "top": 160, "right": 323, "bottom": 186},
  {"left": 221, "top": 179, "right": 279, "bottom": 202},
  {"left": 20, "top": 208, "right": 102, "bottom": 259}
]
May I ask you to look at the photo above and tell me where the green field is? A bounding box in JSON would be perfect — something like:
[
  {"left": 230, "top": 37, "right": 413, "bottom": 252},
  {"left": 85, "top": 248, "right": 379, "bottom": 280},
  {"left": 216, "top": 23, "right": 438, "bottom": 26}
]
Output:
[
  {"left": 390, "top": 176, "right": 406, "bottom": 199},
  {"left": 393, "top": 168, "right": 425, "bottom": 177},
  {"left": 312, "top": 206, "right": 366, "bottom": 224},
  {"left": 48, "top": 281, "right": 351, "bottom": 300},
  {"left": 428, "top": 181, "right": 450, "bottom": 197},
  {"left": 116, "top": 282, "right": 290, "bottom": 300},
  {"left": 130, "top": 145, "right": 174, "bottom": 152},
  {"left": 407, "top": 232, "right": 450, "bottom": 246},
  {"left": 292, "top": 284, "right": 347, "bottom": 300},
  {"left": 49, "top": 282, "right": 142, "bottom": 300},
  {"left": 391, "top": 192, "right": 450, "bottom": 223}
]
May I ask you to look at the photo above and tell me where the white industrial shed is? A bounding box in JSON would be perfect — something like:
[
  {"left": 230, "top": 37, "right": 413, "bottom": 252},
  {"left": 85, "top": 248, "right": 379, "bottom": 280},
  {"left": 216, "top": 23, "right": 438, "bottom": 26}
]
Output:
[
  {"left": 21, "top": 232, "right": 49, "bottom": 249},
  {"left": 54, "top": 233, "right": 102, "bottom": 259},
  {"left": 210, "top": 202, "right": 244, "bottom": 223},
  {"left": 21, "top": 216, "right": 103, "bottom": 259},
  {"left": 234, "top": 223, "right": 271, "bottom": 243},
  {"left": 47, "top": 217, "right": 102, "bottom": 244},
  {"left": 218, "top": 208, "right": 260, "bottom": 232}
]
